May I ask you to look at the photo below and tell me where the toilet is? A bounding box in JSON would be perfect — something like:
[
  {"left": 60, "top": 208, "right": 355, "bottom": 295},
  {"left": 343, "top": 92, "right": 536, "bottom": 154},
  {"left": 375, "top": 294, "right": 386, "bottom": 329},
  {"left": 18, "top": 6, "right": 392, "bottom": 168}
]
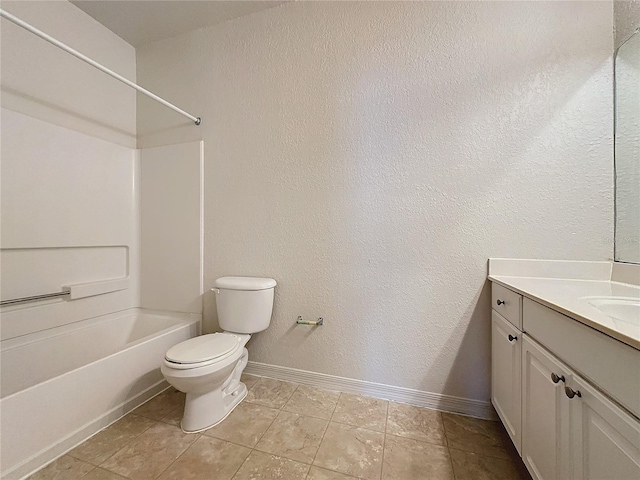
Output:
[{"left": 161, "top": 276, "right": 276, "bottom": 433}]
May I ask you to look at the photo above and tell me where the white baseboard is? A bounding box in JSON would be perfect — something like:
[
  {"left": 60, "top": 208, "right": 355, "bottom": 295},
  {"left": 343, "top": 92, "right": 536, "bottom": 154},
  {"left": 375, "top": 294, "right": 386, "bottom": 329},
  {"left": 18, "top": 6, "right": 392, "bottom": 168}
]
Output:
[{"left": 244, "top": 361, "right": 496, "bottom": 420}]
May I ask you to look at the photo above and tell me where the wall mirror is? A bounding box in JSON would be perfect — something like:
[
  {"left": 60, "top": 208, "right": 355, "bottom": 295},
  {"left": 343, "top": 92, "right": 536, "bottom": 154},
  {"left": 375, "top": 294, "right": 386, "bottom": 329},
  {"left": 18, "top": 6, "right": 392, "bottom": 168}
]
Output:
[{"left": 615, "top": 29, "right": 640, "bottom": 264}]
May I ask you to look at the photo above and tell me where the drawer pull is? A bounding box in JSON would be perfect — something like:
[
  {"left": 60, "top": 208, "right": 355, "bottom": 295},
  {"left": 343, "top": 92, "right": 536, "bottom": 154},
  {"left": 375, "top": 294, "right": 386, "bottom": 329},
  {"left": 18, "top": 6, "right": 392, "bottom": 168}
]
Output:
[
  {"left": 565, "top": 386, "right": 582, "bottom": 399},
  {"left": 551, "top": 373, "right": 565, "bottom": 384},
  {"left": 496, "top": 299, "right": 505, "bottom": 306},
  {"left": 508, "top": 334, "right": 517, "bottom": 342}
]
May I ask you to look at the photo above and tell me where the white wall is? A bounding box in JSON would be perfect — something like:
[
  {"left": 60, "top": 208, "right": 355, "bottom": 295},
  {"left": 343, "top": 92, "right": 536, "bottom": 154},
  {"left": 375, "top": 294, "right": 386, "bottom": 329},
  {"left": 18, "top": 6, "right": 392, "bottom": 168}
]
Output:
[
  {"left": 137, "top": 2, "right": 614, "bottom": 402},
  {"left": 140, "top": 141, "right": 204, "bottom": 313},
  {"left": 1, "top": 1, "right": 138, "bottom": 339},
  {"left": 1, "top": 0, "right": 136, "bottom": 147}
]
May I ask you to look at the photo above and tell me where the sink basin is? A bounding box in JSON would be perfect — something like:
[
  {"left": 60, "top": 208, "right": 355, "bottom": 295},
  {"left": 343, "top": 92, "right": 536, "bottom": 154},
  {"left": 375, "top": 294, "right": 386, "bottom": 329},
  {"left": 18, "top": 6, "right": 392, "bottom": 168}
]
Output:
[{"left": 582, "top": 297, "right": 640, "bottom": 326}]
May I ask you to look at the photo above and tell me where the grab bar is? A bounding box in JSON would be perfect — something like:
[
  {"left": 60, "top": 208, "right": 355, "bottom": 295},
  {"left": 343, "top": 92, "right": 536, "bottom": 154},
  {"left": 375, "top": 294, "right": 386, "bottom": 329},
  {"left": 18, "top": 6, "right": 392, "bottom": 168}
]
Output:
[{"left": 1, "top": 290, "right": 70, "bottom": 306}]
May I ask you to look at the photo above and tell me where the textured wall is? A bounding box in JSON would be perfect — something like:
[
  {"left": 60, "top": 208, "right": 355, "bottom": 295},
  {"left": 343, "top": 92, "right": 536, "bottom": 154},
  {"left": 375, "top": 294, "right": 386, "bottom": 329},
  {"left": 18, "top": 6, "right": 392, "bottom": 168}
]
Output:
[
  {"left": 615, "top": 0, "right": 640, "bottom": 48},
  {"left": 137, "top": 1, "right": 614, "bottom": 402}
]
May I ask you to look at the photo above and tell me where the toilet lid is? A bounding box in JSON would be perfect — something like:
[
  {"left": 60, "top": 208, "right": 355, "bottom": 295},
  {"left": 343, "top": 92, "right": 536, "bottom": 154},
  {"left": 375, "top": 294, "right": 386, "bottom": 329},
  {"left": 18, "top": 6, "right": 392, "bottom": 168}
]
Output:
[{"left": 165, "top": 333, "right": 239, "bottom": 364}]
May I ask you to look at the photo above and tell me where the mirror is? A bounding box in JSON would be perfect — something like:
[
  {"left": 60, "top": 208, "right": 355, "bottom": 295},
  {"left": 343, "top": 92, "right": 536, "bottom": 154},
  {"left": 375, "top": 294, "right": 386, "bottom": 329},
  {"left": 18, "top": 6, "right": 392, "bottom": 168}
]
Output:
[{"left": 615, "top": 29, "right": 640, "bottom": 264}]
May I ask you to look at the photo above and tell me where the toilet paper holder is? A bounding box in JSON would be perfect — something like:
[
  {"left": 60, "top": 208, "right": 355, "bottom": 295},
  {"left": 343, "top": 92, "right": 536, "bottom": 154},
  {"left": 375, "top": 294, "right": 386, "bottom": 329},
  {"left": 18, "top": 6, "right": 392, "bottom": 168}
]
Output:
[{"left": 296, "top": 316, "right": 324, "bottom": 326}]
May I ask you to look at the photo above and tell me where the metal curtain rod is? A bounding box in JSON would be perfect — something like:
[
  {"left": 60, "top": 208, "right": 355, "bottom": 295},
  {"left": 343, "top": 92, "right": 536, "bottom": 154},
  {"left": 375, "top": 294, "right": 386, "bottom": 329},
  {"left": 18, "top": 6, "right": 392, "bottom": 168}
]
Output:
[{"left": 0, "top": 8, "right": 202, "bottom": 126}]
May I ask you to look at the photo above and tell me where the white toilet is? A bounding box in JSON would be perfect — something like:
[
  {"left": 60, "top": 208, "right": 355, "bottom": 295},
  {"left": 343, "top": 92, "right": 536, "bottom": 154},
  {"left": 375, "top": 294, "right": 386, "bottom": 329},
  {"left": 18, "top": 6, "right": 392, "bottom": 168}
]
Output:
[{"left": 161, "top": 276, "right": 276, "bottom": 433}]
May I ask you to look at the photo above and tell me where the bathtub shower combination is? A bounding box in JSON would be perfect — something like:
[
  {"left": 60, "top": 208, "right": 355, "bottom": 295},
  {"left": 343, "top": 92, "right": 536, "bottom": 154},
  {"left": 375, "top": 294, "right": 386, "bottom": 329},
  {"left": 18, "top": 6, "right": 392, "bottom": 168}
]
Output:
[
  {"left": 0, "top": 8, "right": 209, "bottom": 479},
  {"left": 0, "top": 309, "right": 200, "bottom": 479}
]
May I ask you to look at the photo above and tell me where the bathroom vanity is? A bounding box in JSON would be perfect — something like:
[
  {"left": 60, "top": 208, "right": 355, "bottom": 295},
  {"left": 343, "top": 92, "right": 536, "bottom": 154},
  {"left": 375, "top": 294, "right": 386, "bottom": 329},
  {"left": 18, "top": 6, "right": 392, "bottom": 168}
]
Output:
[
  {"left": 488, "top": 259, "right": 640, "bottom": 480},
  {"left": 488, "top": 23, "right": 640, "bottom": 479}
]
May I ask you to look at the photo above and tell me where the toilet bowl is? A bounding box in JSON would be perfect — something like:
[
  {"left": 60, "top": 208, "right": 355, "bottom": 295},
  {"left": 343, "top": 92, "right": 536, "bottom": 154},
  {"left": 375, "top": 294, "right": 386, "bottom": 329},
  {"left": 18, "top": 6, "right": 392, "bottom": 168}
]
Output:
[
  {"left": 161, "top": 332, "right": 251, "bottom": 432},
  {"left": 161, "top": 276, "right": 276, "bottom": 433}
]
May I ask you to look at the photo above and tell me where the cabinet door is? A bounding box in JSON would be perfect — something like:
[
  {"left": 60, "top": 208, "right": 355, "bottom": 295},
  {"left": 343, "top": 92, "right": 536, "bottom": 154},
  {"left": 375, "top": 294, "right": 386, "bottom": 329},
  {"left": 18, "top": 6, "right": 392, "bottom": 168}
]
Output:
[
  {"left": 522, "top": 335, "right": 571, "bottom": 480},
  {"left": 567, "top": 374, "right": 640, "bottom": 480},
  {"left": 491, "top": 310, "right": 522, "bottom": 453}
]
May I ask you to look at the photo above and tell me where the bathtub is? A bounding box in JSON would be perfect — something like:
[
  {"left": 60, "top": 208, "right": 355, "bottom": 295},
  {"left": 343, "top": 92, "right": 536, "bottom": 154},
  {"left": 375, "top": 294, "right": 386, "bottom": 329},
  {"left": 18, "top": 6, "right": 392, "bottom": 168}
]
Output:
[{"left": 0, "top": 308, "right": 200, "bottom": 479}]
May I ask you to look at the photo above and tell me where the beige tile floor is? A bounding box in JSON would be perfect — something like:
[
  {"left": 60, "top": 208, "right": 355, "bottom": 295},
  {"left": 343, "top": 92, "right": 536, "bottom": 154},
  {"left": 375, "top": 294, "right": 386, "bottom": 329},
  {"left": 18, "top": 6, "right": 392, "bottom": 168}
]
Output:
[{"left": 28, "top": 374, "right": 531, "bottom": 480}]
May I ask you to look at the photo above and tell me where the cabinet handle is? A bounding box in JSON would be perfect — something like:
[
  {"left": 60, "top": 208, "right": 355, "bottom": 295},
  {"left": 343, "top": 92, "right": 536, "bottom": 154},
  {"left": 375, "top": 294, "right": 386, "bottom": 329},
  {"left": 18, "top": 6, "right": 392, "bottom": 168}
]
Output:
[
  {"left": 564, "top": 386, "right": 582, "bottom": 399},
  {"left": 496, "top": 299, "right": 505, "bottom": 306},
  {"left": 508, "top": 334, "right": 517, "bottom": 342},
  {"left": 551, "top": 373, "right": 565, "bottom": 384}
]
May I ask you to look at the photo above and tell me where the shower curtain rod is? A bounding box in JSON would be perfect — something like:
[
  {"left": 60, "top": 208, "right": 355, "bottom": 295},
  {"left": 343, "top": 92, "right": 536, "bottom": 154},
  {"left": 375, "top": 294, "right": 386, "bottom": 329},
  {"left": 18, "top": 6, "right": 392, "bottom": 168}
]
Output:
[{"left": 0, "top": 8, "right": 202, "bottom": 126}]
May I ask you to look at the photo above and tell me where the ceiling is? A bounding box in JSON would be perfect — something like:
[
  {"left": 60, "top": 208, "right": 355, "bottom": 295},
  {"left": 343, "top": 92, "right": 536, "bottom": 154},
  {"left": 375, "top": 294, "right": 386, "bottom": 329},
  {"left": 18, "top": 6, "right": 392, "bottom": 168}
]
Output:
[{"left": 71, "top": 1, "right": 287, "bottom": 47}]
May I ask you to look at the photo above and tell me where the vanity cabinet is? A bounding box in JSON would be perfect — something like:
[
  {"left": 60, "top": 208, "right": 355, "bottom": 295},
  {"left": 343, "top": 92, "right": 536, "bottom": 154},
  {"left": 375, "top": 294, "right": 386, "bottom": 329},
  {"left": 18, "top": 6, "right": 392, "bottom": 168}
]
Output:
[
  {"left": 523, "top": 298, "right": 640, "bottom": 418},
  {"left": 522, "top": 335, "right": 570, "bottom": 480},
  {"left": 491, "top": 310, "right": 522, "bottom": 453},
  {"left": 491, "top": 282, "right": 640, "bottom": 480},
  {"left": 567, "top": 374, "right": 640, "bottom": 480}
]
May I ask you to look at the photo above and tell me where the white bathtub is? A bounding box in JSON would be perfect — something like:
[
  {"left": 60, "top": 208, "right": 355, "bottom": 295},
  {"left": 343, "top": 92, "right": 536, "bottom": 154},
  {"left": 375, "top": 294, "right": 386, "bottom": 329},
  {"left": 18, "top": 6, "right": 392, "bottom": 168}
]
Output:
[{"left": 0, "top": 308, "right": 200, "bottom": 479}]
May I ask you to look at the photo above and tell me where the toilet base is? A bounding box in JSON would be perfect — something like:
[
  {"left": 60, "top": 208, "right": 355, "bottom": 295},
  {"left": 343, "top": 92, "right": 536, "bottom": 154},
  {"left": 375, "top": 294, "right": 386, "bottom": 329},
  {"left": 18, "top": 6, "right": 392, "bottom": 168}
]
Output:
[
  {"left": 162, "top": 336, "right": 252, "bottom": 434},
  {"left": 181, "top": 381, "right": 248, "bottom": 433}
]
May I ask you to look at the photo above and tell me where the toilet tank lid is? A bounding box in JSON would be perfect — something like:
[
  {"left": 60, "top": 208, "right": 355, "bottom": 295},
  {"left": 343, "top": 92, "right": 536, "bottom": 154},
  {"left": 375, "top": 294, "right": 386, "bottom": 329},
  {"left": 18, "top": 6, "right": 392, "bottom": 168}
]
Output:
[{"left": 214, "top": 276, "right": 277, "bottom": 291}]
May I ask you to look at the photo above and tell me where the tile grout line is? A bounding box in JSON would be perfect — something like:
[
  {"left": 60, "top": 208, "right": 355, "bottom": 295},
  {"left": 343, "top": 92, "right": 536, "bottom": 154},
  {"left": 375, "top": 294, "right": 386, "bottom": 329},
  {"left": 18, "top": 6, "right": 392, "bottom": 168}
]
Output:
[
  {"left": 441, "top": 409, "right": 517, "bottom": 462},
  {"left": 302, "top": 391, "right": 349, "bottom": 479},
  {"left": 250, "top": 381, "right": 331, "bottom": 475},
  {"left": 326, "top": 418, "right": 386, "bottom": 434},
  {"left": 314, "top": 387, "right": 386, "bottom": 480},
  {"left": 68, "top": 412, "right": 157, "bottom": 467},
  {"left": 252, "top": 386, "right": 380, "bottom": 479},
  {"left": 383, "top": 430, "right": 447, "bottom": 446},
  {"left": 59, "top": 375, "right": 517, "bottom": 480},
  {"left": 226, "top": 377, "right": 262, "bottom": 480},
  {"left": 379, "top": 400, "right": 389, "bottom": 480},
  {"left": 234, "top": 378, "right": 312, "bottom": 480},
  {"left": 84, "top": 416, "right": 163, "bottom": 478},
  {"left": 230, "top": 450, "right": 251, "bottom": 480},
  {"left": 77, "top": 465, "right": 98, "bottom": 480},
  {"left": 314, "top": 392, "right": 388, "bottom": 480},
  {"left": 308, "top": 390, "right": 342, "bottom": 471},
  {"left": 441, "top": 411, "right": 458, "bottom": 480},
  {"left": 328, "top": 391, "right": 342, "bottom": 425},
  {"left": 328, "top": 392, "right": 387, "bottom": 434},
  {"left": 240, "top": 376, "right": 288, "bottom": 472},
  {"left": 248, "top": 378, "right": 281, "bottom": 436},
  {"left": 447, "top": 446, "right": 518, "bottom": 462},
  {"left": 151, "top": 432, "right": 201, "bottom": 480},
  {"left": 229, "top": 443, "right": 252, "bottom": 480},
  {"left": 100, "top": 389, "right": 205, "bottom": 479},
  {"left": 205, "top": 431, "right": 262, "bottom": 451},
  {"left": 228, "top": 375, "right": 264, "bottom": 480}
]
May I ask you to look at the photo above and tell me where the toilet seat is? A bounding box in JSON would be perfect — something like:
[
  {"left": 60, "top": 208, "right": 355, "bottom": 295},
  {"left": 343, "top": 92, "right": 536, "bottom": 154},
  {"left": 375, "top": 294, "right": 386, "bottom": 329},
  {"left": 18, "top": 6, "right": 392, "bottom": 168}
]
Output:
[{"left": 164, "top": 333, "right": 242, "bottom": 370}]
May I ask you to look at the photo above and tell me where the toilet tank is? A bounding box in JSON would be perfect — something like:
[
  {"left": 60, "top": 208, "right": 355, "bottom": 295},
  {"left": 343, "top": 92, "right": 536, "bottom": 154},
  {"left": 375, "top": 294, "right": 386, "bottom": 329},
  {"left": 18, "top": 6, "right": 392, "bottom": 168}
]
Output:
[{"left": 214, "top": 277, "right": 277, "bottom": 334}]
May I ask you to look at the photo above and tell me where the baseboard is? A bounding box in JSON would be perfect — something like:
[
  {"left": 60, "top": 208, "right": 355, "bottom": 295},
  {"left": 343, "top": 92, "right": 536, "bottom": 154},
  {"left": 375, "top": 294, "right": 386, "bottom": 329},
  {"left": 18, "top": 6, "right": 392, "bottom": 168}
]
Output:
[
  {"left": 7, "top": 380, "right": 169, "bottom": 480},
  {"left": 244, "top": 361, "right": 496, "bottom": 420}
]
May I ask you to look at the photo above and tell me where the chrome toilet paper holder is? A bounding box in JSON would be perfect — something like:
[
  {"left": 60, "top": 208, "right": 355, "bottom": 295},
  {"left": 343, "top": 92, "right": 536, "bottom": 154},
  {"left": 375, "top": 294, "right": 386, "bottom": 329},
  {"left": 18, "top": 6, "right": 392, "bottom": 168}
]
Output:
[{"left": 296, "top": 316, "right": 324, "bottom": 326}]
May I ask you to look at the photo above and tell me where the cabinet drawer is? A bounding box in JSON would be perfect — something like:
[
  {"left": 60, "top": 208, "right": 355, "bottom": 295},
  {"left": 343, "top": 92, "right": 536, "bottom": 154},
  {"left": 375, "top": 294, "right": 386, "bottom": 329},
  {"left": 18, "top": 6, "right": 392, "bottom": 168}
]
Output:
[
  {"left": 523, "top": 298, "right": 640, "bottom": 418},
  {"left": 492, "top": 282, "right": 522, "bottom": 329}
]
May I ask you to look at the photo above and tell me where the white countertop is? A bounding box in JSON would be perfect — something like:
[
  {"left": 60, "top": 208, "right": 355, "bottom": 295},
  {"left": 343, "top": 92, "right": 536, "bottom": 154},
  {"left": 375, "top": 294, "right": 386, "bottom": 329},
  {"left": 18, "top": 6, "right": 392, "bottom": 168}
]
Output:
[{"left": 489, "top": 274, "right": 640, "bottom": 350}]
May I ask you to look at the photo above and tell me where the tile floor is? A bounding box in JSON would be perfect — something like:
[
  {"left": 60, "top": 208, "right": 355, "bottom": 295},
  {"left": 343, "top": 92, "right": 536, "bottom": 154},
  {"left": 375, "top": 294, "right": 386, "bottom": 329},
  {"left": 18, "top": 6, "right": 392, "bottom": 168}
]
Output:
[{"left": 28, "top": 374, "right": 530, "bottom": 480}]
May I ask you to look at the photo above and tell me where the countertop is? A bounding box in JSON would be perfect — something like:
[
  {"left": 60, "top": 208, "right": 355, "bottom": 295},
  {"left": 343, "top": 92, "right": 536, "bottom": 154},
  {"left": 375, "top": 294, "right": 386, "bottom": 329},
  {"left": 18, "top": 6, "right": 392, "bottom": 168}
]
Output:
[{"left": 489, "top": 275, "right": 640, "bottom": 350}]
